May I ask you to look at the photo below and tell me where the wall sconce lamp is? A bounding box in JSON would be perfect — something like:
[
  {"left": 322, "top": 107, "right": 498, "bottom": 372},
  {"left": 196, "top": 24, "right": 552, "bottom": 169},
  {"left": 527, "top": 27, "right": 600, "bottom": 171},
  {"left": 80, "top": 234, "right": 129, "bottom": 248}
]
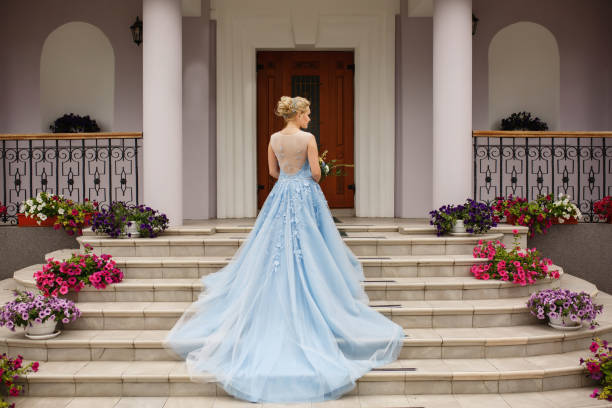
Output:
[{"left": 130, "top": 16, "right": 143, "bottom": 46}]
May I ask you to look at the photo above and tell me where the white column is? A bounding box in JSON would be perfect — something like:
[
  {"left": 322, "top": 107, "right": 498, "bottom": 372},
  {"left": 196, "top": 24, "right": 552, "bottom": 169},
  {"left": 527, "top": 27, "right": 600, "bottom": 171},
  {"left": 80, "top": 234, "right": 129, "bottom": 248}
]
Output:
[
  {"left": 433, "top": 0, "right": 472, "bottom": 208},
  {"left": 143, "top": 0, "right": 183, "bottom": 225}
]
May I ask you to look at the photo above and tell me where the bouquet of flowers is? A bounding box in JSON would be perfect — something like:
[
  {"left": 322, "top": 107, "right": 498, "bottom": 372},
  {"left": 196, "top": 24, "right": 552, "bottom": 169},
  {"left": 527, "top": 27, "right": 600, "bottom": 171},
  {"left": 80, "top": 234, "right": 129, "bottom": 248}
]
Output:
[
  {"left": 594, "top": 196, "right": 612, "bottom": 222},
  {"left": 20, "top": 192, "right": 65, "bottom": 224},
  {"left": 492, "top": 195, "right": 553, "bottom": 237},
  {"left": 546, "top": 194, "right": 582, "bottom": 223},
  {"left": 527, "top": 289, "right": 602, "bottom": 329},
  {"left": 429, "top": 199, "right": 497, "bottom": 236},
  {"left": 318, "top": 150, "right": 354, "bottom": 182},
  {"left": 92, "top": 201, "right": 169, "bottom": 238},
  {"left": 581, "top": 338, "right": 612, "bottom": 401},
  {"left": 471, "top": 230, "right": 558, "bottom": 285},
  {"left": 0, "top": 353, "right": 39, "bottom": 405},
  {"left": 34, "top": 244, "right": 124, "bottom": 296},
  {"left": 54, "top": 198, "right": 99, "bottom": 235},
  {"left": 0, "top": 290, "right": 80, "bottom": 331},
  {"left": 0, "top": 201, "right": 6, "bottom": 216}
]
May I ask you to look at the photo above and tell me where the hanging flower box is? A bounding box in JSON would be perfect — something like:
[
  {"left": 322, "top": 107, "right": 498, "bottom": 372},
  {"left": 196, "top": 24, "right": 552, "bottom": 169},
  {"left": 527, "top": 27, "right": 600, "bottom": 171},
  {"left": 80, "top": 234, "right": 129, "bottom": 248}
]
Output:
[{"left": 17, "top": 213, "right": 57, "bottom": 227}]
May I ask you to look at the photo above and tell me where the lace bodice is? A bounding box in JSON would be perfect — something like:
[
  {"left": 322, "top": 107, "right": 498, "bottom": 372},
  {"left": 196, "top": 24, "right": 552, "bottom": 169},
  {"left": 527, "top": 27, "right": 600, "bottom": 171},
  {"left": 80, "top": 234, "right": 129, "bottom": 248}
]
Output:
[{"left": 270, "top": 130, "right": 312, "bottom": 175}]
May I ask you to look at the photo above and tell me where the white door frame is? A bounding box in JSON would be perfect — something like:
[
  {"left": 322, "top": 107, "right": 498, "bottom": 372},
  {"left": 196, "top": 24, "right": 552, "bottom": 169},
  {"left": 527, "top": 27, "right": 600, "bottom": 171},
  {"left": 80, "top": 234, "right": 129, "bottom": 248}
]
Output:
[{"left": 212, "top": 0, "right": 398, "bottom": 218}]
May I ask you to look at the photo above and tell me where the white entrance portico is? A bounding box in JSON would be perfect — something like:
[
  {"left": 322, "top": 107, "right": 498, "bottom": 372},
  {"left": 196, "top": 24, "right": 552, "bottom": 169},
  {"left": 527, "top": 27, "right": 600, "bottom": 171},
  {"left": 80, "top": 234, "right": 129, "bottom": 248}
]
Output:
[
  {"left": 212, "top": 0, "right": 398, "bottom": 218},
  {"left": 140, "top": 0, "right": 475, "bottom": 222}
]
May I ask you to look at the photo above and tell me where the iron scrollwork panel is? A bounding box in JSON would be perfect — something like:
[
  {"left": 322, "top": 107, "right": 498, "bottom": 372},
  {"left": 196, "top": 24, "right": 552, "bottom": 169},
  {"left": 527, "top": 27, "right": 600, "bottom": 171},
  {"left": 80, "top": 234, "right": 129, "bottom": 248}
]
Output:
[
  {"left": 474, "top": 136, "right": 610, "bottom": 222},
  {"left": 1, "top": 138, "right": 141, "bottom": 225}
]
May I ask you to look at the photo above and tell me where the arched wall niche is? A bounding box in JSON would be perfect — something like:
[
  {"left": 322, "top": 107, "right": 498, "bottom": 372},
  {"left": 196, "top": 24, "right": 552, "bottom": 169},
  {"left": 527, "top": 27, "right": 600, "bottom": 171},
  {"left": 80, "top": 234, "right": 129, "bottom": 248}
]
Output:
[
  {"left": 40, "top": 21, "right": 115, "bottom": 131},
  {"left": 488, "top": 21, "right": 560, "bottom": 130}
]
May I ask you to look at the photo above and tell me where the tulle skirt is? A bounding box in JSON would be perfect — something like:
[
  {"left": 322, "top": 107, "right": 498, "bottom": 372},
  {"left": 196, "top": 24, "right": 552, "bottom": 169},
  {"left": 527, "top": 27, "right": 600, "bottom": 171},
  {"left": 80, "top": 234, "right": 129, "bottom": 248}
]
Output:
[{"left": 164, "top": 164, "right": 405, "bottom": 403}]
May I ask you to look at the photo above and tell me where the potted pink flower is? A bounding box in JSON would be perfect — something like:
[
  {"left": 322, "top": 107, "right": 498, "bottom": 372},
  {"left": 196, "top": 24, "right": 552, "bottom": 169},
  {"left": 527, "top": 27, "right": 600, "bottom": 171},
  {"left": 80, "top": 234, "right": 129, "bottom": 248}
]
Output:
[
  {"left": 581, "top": 338, "right": 612, "bottom": 401},
  {"left": 0, "top": 353, "right": 39, "bottom": 405},
  {"left": 471, "top": 230, "right": 558, "bottom": 285},
  {"left": 34, "top": 244, "right": 124, "bottom": 297}
]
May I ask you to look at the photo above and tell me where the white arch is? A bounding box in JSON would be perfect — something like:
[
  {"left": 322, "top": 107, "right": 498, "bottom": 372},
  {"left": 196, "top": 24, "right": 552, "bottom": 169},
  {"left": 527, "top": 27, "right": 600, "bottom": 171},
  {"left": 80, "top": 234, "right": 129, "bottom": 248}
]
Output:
[
  {"left": 488, "top": 21, "right": 560, "bottom": 130},
  {"left": 40, "top": 22, "right": 115, "bottom": 131}
]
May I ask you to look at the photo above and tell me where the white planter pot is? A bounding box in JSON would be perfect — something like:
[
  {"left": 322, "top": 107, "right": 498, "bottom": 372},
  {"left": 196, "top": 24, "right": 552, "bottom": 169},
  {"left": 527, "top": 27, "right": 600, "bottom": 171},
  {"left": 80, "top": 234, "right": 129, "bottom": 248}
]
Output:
[
  {"left": 548, "top": 314, "right": 582, "bottom": 330},
  {"left": 120, "top": 222, "right": 140, "bottom": 238},
  {"left": 450, "top": 219, "right": 467, "bottom": 234},
  {"left": 26, "top": 319, "right": 57, "bottom": 336}
]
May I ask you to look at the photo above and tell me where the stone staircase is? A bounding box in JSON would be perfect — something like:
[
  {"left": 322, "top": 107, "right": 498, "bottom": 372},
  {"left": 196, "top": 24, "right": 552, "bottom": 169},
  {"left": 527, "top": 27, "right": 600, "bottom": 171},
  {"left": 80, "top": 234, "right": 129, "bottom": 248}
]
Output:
[{"left": 4, "top": 220, "right": 612, "bottom": 407}]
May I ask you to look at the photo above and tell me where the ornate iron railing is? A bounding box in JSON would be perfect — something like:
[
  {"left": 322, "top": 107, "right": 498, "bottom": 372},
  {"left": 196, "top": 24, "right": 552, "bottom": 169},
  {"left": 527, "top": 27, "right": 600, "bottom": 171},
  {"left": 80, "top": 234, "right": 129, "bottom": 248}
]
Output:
[
  {"left": 0, "top": 132, "right": 142, "bottom": 225},
  {"left": 473, "top": 131, "right": 612, "bottom": 222}
]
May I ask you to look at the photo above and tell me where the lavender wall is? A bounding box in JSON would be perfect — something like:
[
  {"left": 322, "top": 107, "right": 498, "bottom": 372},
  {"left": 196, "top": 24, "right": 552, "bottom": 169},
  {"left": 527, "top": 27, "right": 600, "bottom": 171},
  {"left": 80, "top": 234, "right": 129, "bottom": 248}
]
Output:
[
  {"left": 0, "top": 0, "right": 217, "bottom": 219},
  {"left": 396, "top": 0, "right": 612, "bottom": 217},
  {"left": 182, "top": 0, "right": 216, "bottom": 219},
  {"left": 472, "top": 0, "right": 612, "bottom": 130},
  {"left": 0, "top": 0, "right": 143, "bottom": 133},
  {"left": 396, "top": 0, "right": 433, "bottom": 218}
]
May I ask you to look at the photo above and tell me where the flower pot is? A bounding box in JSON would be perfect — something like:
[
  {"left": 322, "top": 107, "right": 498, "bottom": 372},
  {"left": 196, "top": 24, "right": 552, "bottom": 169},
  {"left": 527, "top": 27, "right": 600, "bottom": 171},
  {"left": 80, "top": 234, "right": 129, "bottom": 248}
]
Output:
[
  {"left": 17, "top": 213, "right": 57, "bottom": 227},
  {"left": 26, "top": 319, "right": 58, "bottom": 336},
  {"left": 450, "top": 219, "right": 466, "bottom": 234},
  {"left": 551, "top": 217, "right": 578, "bottom": 224},
  {"left": 506, "top": 214, "right": 519, "bottom": 225},
  {"left": 121, "top": 222, "right": 140, "bottom": 238},
  {"left": 547, "top": 314, "right": 582, "bottom": 330}
]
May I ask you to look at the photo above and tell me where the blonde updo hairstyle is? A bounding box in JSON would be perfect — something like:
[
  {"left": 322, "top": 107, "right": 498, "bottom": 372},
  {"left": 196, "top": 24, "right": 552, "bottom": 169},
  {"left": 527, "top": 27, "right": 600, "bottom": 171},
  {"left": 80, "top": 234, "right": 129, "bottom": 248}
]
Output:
[{"left": 275, "top": 96, "right": 310, "bottom": 122}]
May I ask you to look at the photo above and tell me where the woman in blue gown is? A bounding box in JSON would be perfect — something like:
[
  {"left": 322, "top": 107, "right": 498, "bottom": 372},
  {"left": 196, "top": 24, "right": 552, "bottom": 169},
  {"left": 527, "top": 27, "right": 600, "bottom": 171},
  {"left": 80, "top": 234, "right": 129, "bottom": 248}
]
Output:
[{"left": 164, "top": 96, "right": 405, "bottom": 403}]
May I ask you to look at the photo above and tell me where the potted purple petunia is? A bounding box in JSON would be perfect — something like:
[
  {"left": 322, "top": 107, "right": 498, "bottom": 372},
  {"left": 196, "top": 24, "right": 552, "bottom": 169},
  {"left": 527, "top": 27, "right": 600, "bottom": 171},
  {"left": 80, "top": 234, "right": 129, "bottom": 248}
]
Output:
[
  {"left": 527, "top": 288, "right": 603, "bottom": 330},
  {"left": 429, "top": 199, "right": 497, "bottom": 236},
  {"left": 0, "top": 290, "right": 80, "bottom": 339},
  {"left": 91, "top": 201, "right": 169, "bottom": 238}
]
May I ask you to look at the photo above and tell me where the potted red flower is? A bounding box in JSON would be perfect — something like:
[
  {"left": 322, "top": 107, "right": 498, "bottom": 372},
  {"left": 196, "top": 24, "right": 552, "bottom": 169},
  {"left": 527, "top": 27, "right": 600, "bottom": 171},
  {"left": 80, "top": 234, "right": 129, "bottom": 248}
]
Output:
[
  {"left": 492, "top": 195, "right": 553, "bottom": 237},
  {"left": 594, "top": 196, "right": 612, "bottom": 223},
  {"left": 54, "top": 198, "right": 99, "bottom": 235}
]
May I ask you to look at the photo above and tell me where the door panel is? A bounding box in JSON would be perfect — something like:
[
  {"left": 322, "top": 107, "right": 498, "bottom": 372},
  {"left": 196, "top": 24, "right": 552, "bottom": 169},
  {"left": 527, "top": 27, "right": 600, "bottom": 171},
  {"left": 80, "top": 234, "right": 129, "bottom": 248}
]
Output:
[{"left": 256, "top": 51, "right": 355, "bottom": 209}]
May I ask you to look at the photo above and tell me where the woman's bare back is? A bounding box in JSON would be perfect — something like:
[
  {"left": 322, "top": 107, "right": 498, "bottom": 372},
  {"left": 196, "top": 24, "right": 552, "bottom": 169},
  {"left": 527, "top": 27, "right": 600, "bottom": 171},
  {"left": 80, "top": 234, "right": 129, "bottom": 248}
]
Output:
[{"left": 269, "top": 130, "right": 313, "bottom": 175}]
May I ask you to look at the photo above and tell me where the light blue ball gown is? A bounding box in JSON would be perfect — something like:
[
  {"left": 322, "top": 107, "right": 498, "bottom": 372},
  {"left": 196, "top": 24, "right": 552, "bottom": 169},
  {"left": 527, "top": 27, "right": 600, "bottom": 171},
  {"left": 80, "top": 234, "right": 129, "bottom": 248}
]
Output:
[{"left": 165, "top": 135, "right": 405, "bottom": 403}]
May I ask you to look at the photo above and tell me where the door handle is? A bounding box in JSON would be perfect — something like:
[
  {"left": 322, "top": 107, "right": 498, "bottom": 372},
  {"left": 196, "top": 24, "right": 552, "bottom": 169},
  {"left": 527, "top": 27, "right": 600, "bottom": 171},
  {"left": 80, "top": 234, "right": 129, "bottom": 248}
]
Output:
[{"left": 257, "top": 184, "right": 264, "bottom": 190}]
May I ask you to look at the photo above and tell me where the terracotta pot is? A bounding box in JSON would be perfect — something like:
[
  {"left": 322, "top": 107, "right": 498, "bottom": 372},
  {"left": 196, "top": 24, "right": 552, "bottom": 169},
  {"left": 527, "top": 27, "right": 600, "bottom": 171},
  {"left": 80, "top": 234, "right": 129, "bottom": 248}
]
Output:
[
  {"left": 505, "top": 214, "right": 519, "bottom": 225},
  {"left": 17, "top": 213, "right": 57, "bottom": 227}
]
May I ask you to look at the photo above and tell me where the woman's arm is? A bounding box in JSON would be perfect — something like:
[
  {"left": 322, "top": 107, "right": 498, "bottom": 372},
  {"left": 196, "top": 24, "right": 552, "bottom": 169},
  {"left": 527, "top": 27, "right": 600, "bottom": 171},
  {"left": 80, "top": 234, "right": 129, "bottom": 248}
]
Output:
[
  {"left": 307, "top": 134, "right": 321, "bottom": 182},
  {"left": 268, "top": 141, "right": 280, "bottom": 179}
]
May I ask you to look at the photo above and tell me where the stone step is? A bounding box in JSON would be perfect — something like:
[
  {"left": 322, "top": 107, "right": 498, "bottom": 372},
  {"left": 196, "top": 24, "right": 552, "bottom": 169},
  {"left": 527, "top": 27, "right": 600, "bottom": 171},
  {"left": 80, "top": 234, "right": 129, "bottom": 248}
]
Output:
[
  {"left": 76, "top": 233, "right": 507, "bottom": 258},
  {"left": 52, "top": 276, "right": 595, "bottom": 331},
  {"left": 4, "top": 323, "right": 610, "bottom": 363},
  {"left": 80, "top": 223, "right": 528, "bottom": 237},
  {"left": 46, "top": 251, "right": 494, "bottom": 279},
  {"left": 14, "top": 267, "right": 563, "bottom": 302},
  {"left": 58, "top": 295, "right": 591, "bottom": 331},
  {"left": 81, "top": 224, "right": 400, "bottom": 236},
  {"left": 7, "top": 389, "right": 612, "bottom": 408},
  {"left": 17, "top": 351, "right": 597, "bottom": 397}
]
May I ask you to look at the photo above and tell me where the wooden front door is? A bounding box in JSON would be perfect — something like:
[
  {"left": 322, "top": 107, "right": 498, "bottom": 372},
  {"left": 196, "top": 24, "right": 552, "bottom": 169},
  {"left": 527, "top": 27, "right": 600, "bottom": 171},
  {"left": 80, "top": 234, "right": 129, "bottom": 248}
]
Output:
[{"left": 256, "top": 51, "right": 355, "bottom": 209}]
